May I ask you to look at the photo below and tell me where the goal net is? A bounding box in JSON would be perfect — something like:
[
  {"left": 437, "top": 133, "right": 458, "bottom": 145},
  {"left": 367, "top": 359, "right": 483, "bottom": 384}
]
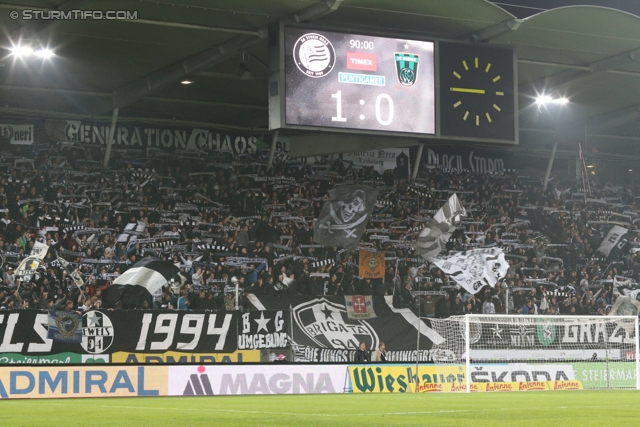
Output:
[{"left": 419, "top": 314, "right": 640, "bottom": 392}]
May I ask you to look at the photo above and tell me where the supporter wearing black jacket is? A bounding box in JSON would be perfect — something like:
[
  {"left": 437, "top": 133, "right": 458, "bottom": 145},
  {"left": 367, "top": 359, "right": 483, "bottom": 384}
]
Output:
[{"left": 354, "top": 342, "right": 370, "bottom": 363}]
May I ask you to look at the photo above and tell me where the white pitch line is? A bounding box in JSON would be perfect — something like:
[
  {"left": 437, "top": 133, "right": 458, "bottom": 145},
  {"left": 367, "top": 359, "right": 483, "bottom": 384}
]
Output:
[
  {"left": 48, "top": 404, "right": 473, "bottom": 417},
  {"left": 43, "top": 402, "right": 638, "bottom": 418}
]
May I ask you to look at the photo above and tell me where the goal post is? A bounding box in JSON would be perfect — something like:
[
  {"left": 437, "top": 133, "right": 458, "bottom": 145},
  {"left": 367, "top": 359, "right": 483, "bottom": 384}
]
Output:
[{"left": 422, "top": 314, "right": 640, "bottom": 392}]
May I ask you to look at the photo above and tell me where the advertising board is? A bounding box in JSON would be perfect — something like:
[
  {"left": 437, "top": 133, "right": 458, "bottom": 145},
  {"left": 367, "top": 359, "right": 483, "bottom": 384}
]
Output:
[
  {"left": 0, "top": 366, "right": 166, "bottom": 399},
  {"left": 168, "top": 364, "right": 349, "bottom": 396}
]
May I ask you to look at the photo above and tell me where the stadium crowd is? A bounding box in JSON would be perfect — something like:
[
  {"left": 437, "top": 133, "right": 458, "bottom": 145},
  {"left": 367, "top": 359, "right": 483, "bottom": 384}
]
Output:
[{"left": 0, "top": 141, "right": 638, "bottom": 318}]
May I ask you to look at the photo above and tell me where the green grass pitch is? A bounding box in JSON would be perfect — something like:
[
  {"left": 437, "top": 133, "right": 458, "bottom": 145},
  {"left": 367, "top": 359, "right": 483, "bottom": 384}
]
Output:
[{"left": 1, "top": 391, "right": 639, "bottom": 426}]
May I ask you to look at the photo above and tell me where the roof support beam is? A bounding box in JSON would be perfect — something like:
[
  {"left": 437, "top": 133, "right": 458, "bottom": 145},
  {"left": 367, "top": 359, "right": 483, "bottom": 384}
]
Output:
[
  {"left": 0, "top": 85, "right": 266, "bottom": 110},
  {"left": 102, "top": 34, "right": 261, "bottom": 114},
  {"left": 0, "top": 106, "right": 267, "bottom": 132},
  {"left": 522, "top": 48, "right": 640, "bottom": 90},
  {"left": 295, "top": 0, "right": 344, "bottom": 23},
  {"left": 468, "top": 18, "right": 522, "bottom": 42},
  {"left": 121, "top": 19, "right": 262, "bottom": 37},
  {"left": 555, "top": 105, "right": 640, "bottom": 142}
]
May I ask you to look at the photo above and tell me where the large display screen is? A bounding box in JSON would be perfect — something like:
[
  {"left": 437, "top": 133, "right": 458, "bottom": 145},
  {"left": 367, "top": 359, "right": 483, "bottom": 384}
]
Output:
[{"left": 284, "top": 26, "right": 435, "bottom": 134}]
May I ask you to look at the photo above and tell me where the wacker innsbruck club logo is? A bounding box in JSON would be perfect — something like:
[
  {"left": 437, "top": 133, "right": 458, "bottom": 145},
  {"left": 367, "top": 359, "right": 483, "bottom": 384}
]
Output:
[
  {"left": 536, "top": 319, "right": 557, "bottom": 346},
  {"left": 293, "top": 33, "right": 336, "bottom": 78},
  {"left": 394, "top": 53, "right": 419, "bottom": 86}
]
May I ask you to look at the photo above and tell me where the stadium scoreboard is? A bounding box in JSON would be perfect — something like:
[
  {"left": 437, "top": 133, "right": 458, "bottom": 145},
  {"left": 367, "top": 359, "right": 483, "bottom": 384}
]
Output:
[{"left": 269, "top": 24, "right": 517, "bottom": 144}]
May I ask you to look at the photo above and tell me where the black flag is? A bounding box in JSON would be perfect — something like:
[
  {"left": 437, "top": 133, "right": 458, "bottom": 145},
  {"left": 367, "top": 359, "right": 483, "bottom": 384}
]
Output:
[
  {"left": 314, "top": 184, "right": 380, "bottom": 250},
  {"left": 395, "top": 151, "right": 409, "bottom": 179}
]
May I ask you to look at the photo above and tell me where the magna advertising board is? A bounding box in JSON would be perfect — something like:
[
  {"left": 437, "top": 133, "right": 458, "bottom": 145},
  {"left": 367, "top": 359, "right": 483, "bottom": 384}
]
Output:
[{"left": 168, "top": 364, "right": 349, "bottom": 396}]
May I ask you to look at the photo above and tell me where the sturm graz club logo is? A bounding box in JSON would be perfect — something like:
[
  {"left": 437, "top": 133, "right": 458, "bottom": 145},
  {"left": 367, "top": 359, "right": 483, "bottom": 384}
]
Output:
[
  {"left": 293, "top": 298, "right": 378, "bottom": 350},
  {"left": 81, "top": 311, "right": 114, "bottom": 354},
  {"left": 293, "top": 33, "right": 336, "bottom": 78},
  {"left": 536, "top": 319, "right": 557, "bottom": 346},
  {"left": 394, "top": 53, "right": 419, "bottom": 86},
  {"left": 461, "top": 318, "right": 482, "bottom": 345}
]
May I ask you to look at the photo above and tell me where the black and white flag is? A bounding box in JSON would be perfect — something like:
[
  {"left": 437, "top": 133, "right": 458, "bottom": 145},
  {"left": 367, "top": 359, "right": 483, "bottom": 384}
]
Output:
[
  {"left": 414, "top": 193, "right": 465, "bottom": 259},
  {"left": 57, "top": 257, "right": 84, "bottom": 288},
  {"left": 103, "top": 257, "right": 179, "bottom": 309},
  {"left": 15, "top": 242, "right": 50, "bottom": 281},
  {"left": 597, "top": 225, "right": 629, "bottom": 258},
  {"left": 313, "top": 184, "right": 380, "bottom": 250},
  {"left": 428, "top": 248, "right": 508, "bottom": 295}
]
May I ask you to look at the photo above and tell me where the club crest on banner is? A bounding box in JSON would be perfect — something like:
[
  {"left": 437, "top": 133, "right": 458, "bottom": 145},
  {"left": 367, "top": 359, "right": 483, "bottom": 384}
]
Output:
[
  {"left": 460, "top": 318, "right": 482, "bottom": 345},
  {"left": 47, "top": 311, "right": 82, "bottom": 343},
  {"left": 56, "top": 315, "right": 78, "bottom": 336},
  {"left": 359, "top": 250, "right": 385, "bottom": 279},
  {"left": 345, "top": 295, "right": 377, "bottom": 320},
  {"left": 81, "top": 311, "right": 115, "bottom": 354},
  {"left": 536, "top": 319, "right": 557, "bottom": 346},
  {"left": 292, "top": 298, "right": 379, "bottom": 350}
]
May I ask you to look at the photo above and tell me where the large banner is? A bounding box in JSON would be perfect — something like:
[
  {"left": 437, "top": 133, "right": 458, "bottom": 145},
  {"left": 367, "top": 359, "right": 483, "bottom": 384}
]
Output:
[
  {"left": 237, "top": 310, "right": 289, "bottom": 350},
  {"left": 469, "top": 317, "right": 636, "bottom": 354},
  {"left": 342, "top": 148, "right": 407, "bottom": 173},
  {"left": 423, "top": 146, "right": 512, "bottom": 174},
  {"left": 168, "top": 365, "right": 348, "bottom": 396},
  {"left": 0, "top": 124, "right": 34, "bottom": 145},
  {"left": 247, "top": 295, "right": 451, "bottom": 363},
  {"left": 63, "top": 120, "right": 278, "bottom": 154},
  {"left": 112, "top": 351, "right": 259, "bottom": 364},
  {"left": 0, "top": 310, "right": 238, "bottom": 361}
]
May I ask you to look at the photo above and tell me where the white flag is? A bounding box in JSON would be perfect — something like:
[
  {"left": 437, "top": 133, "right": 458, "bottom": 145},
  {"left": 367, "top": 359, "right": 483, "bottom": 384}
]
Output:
[{"left": 428, "top": 248, "right": 508, "bottom": 295}]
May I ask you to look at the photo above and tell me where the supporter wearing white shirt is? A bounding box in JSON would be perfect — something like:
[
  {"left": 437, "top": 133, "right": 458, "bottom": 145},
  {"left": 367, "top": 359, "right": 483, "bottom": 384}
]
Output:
[
  {"left": 192, "top": 268, "right": 204, "bottom": 287},
  {"left": 482, "top": 298, "right": 495, "bottom": 314}
]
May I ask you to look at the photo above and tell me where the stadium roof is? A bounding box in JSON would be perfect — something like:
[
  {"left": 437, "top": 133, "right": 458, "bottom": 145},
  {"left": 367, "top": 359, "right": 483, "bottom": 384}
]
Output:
[{"left": 2, "top": 0, "right": 640, "bottom": 157}]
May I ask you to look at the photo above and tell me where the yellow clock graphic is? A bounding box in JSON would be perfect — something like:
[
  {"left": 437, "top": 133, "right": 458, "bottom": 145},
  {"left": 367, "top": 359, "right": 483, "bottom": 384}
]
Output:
[
  {"left": 439, "top": 42, "right": 515, "bottom": 142},
  {"left": 450, "top": 57, "right": 504, "bottom": 127}
]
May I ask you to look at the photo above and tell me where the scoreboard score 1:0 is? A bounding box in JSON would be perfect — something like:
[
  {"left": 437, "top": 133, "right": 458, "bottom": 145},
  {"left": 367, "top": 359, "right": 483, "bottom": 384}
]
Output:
[{"left": 284, "top": 26, "right": 436, "bottom": 135}]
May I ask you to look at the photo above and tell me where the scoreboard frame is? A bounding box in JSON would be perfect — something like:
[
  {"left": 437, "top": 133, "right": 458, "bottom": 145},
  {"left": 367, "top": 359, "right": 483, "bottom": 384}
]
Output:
[{"left": 268, "top": 22, "right": 519, "bottom": 145}]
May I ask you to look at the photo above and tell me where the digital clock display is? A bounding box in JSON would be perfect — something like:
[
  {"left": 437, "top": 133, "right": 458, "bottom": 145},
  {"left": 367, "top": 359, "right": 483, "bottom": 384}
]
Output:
[{"left": 283, "top": 26, "right": 435, "bottom": 135}]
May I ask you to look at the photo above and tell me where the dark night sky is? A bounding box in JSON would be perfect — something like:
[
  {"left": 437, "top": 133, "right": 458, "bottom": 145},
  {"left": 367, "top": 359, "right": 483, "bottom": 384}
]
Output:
[{"left": 489, "top": 0, "right": 640, "bottom": 18}]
